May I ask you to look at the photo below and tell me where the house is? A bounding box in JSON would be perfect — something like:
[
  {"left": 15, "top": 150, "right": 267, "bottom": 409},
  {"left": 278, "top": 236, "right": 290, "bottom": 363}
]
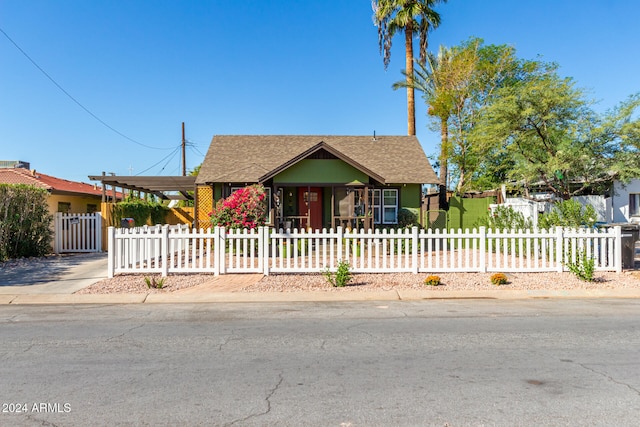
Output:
[
  {"left": 611, "top": 179, "right": 640, "bottom": 223},
  {"left": 194, "top": 135, "right": 440, "bottom": 230},
  {"left": 0, "top": 166, "right": 116, "bottom": 215}
]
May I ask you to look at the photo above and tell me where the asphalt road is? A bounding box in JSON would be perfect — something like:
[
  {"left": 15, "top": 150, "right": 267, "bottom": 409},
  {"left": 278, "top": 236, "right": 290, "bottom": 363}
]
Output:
[{"left": 1, "top": 299, "right": 639, "bottom": 426}]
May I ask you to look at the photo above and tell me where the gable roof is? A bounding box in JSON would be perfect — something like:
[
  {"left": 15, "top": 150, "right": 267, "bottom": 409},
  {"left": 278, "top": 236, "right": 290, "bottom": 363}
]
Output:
[
  {"left": 196, "top": 135, "right": 440, "bottom": 185},
  {"left": 0, "top": 168, "right": 105, "bottom": 197}
]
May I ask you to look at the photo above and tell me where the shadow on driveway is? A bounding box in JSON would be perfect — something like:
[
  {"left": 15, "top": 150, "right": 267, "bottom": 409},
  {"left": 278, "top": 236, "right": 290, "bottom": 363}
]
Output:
[{"left": 0, "top": 253, "right": 108, "bottom": 289}]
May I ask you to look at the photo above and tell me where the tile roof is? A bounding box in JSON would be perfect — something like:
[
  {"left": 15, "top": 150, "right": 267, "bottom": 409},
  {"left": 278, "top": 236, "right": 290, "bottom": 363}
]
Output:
[
  {"left": 196, "top": 135, "right": 440, "bottom": 185},
  {"left": 0, "top": 168, "right": 104, "bottom": 197}
]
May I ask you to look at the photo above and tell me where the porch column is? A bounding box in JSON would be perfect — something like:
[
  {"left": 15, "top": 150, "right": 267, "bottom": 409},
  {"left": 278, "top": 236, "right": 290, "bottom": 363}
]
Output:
[{"left": 331, "top": 186, "right": 335, "bottom": 230}]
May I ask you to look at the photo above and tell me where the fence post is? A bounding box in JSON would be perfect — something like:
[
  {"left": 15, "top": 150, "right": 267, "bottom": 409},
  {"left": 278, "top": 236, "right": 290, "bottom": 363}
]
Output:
[
  {"left": 614, "top": 225, "right": 622, "bottom": 273},
  {"left": 95, "top": 213, "right": 102, "bottom": 253},
  {"left": 411, "top": 226, "right": 419, "bottom": 274},
  {"left": 219, "top": 226, "right": 226, "bottom": 275},
  {"left": 161, "top": 225, "right": 169, "bottom": 277},
  {"left": 260, "top": 226, "right": 269, "bottom": 276},
  {"left": 337, "top": 226, "right": 343, "bottom": 264},
  {"left": 107, "top": 226, "right": 115, "bottom": 278},
  {"left": 556, "top": 226, "right": 564, "bottom": 273},
  {"left": 213, "top": 226, "right": 220, "bottom": 276},
  {"left": 479, "top": 227, "right": 487, "bottom": 273},
  {"left": 54, "top": 213, "right": 61, "bottom": 254}
]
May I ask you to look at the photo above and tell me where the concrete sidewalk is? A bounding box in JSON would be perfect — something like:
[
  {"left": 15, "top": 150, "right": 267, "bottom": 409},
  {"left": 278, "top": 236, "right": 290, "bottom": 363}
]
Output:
[
  {"left": 3, "top": 288, "right": 640, "bottom": 305},
  {"left": 1, "top": 252, "right": 640, "bottom": 304}
]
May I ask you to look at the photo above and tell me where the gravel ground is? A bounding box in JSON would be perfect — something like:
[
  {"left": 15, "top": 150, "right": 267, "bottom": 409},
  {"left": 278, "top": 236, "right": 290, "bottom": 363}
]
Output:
[
  {"left": 3, "top": 255, "right": 639, "bottom": 294},
  {"left": 76, "top": 270, "right": 640, "bottom": 294}
]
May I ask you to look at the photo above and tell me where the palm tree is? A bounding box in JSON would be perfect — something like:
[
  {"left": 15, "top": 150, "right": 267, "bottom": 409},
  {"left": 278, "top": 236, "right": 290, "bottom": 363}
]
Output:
[
  {"left": 373, "top": 0, "right": 447, "bottom": 136},
  {"left": 394, "top": 46, "right": 454, "bottom": 203}
]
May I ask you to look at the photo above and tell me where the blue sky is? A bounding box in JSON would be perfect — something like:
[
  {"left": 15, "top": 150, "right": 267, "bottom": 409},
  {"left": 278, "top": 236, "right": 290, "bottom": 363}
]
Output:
[{"left": 1, "top": 1, "right": 638, "bottom": 183}]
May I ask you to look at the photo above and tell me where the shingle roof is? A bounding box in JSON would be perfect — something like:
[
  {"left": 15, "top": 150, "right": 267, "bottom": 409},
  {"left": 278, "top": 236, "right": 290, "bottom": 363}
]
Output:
[
  {"left": 195, "top": 135, "right": 440, "bottom": 185},
  {"left": 0, "top": 168, "right": 104, "bottom": 197}
]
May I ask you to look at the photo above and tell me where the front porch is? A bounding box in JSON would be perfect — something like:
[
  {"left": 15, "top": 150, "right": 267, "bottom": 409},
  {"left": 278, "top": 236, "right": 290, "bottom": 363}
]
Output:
[{"left": 271, "top": 184, "right": 375, "bottom": 231}]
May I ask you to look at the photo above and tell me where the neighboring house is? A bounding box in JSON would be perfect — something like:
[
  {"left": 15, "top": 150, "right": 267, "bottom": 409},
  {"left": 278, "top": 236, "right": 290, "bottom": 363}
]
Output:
[
  {"left": 611, "top": 179, "right": 640, "bottom": 223},
  {"left": 194, "top": 135, "right": 440, "bottom": 230},
  {"left": 0, "top": 166, "right": 116, "bottom": 215}
]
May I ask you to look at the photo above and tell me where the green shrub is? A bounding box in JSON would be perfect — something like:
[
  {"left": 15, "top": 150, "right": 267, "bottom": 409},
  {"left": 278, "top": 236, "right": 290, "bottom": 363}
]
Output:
[
  {"left": 111, "top": 197, "right": 168, "bottom": 226},
  {"left": 0, "top": 184, "right": 53, "bottom": 261},
  {"left": 538, "top": 199, "right": 596, "bottom": 229},
  {"left": 398, "top": 208, "right": 419, "bottom": 228},
  {"left": 323, "top": 260, "right": 352, "bottom": 287},
  {"left": 476, "top": 205, "right": 532, "bottom": 231},
  {"left": 566, "top": 248, "right": 595, "bottom": 282},
  {"left": 144, "top": 276, "right": 166, "bottom": 289},
  {"left": 490, "top": 273, "right": 508, "bottom": 285}
]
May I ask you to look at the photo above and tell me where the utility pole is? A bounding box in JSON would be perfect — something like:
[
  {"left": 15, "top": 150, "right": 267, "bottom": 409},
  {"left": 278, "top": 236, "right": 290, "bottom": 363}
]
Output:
[{"left": 181, "top": 122, "right": 186, "bottom": 176}]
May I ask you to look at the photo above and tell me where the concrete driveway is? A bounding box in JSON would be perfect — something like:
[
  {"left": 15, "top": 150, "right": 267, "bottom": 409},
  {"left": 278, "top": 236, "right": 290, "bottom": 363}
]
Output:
[{"left": 0, "top": 253, "right": 108, "bottom": 294}]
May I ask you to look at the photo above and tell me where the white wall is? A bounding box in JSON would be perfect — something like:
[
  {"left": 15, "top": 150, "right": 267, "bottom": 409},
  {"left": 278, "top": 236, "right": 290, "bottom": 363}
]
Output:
[
  {"left": 573, "top": 195, "right": 608, "bottom": 223},
  {"left": 612, "top": 179, "right": 640, "bottom": 223}
]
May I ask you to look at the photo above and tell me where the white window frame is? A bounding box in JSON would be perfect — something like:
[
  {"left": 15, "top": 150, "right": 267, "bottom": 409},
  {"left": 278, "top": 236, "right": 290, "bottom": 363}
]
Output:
[
  {"left": 382, "top": 189, "right": 398, "bottom": 224},
  {"left": 371, "top": 189, "right": 381, "bottom": 224},
  {"left": 370, "top": 188, "right": 398, "bottom": 225},
  {"left": 630, "top": 193, "right": 640, "bottom": 217}
]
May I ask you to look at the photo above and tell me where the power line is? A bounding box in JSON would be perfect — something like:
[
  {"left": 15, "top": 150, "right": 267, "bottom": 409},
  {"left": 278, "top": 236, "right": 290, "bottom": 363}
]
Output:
[
  {"left": 136, "top": 146, "right": 181, "bottom": 175},
  {"left": 0, "top": 26, "right": 174, "bottom": 151}
]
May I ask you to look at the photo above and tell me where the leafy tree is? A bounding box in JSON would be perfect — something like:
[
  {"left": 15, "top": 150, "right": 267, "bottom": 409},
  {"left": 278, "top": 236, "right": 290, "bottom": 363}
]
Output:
[
  {"left": 475, "top": 61, "right": 640, "bottom": 199},
  {"left": 373, "top": 0, "right": 447, "bottom": 136},
  {"left": 396, "top": 38, "right": 519, "bottom": 193}
]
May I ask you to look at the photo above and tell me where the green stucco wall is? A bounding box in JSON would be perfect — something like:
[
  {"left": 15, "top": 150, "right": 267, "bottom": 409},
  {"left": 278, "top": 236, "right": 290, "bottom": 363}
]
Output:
[
  {"left": 448, "top": 196, "right": 495, "bottom": 230},
  {"left": 399, "top": 184, "right": 421, "bottom": 209},
  {"left": 273, "top": 159, "right": 368, "bottom": 184}
]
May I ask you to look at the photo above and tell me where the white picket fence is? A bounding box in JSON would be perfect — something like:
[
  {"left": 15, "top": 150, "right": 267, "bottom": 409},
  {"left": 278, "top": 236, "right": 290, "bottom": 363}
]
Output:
[
  {"left": 107, "top": 225, "right": 623, "bottom": 277},
  {"left": 54, "top": 212, "right": 102, "bottom": 253}
]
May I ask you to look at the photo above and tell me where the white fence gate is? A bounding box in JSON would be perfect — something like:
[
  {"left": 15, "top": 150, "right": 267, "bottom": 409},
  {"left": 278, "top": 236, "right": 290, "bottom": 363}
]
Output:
[
  {"left": 54, "top": 212, "right": 102, "bottom": 253},
  {"left": 107, "top": 225, "right": 624, "bottom": 277}
]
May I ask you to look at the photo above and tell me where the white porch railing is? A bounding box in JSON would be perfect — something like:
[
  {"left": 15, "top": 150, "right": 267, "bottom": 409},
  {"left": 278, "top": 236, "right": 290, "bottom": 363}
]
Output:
[{"left": 107, "top": 226, "right": 623, "bottom": 278}]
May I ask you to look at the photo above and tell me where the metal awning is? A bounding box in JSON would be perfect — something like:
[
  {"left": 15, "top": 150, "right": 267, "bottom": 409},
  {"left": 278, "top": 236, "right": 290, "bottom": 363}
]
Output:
[{"left": 88, "top": 175, "right": 196, "bottom": 201}]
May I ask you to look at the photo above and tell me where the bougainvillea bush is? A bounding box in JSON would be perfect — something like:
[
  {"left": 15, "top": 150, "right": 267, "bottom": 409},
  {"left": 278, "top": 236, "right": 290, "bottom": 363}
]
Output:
[{"left": 209, "top": 185, "right": 267, "bottom": 229}]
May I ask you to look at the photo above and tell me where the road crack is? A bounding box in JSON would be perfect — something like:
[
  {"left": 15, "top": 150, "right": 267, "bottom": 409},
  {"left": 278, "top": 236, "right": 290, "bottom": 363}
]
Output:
[
  {"left": 105, "top": 324, "right": 145, "bottom": 342},
  {"left": 578, "top": 362, "right": 640, "bottom": 396},
  {"left": 225, "top": 373, "right": 284, "bottom": 426}
]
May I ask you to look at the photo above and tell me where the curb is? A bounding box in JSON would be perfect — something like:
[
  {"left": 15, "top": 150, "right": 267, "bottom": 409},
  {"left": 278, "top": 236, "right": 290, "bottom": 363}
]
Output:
[{"left": 2, "top": 289, "right": 640, "bottom": 305}]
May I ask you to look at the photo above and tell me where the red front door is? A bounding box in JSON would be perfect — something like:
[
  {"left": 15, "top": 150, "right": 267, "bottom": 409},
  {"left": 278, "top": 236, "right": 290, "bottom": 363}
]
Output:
[{"left": 298, "top": 187, "right": 323, "bottom": 231}]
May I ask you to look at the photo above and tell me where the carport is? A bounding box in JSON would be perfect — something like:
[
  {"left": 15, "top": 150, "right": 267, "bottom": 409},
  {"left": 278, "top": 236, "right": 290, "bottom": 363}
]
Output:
[{"left": 88, "top": 174, "right": 196, "bottom": 202}]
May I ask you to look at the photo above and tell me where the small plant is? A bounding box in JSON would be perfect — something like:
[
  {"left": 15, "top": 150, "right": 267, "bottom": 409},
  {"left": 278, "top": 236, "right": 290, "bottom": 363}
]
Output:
[
  {"left": 323, "top": 260, "right": 352, "bottom": 287},
  {"left": 490, "top": 273, "right": 508, "bottom": 285},
  {"left": 566, "top": 248, "right": 595, "bottom": 282},
  {"left": 424, "top": 275, "right": 441, "bottom": 286},
  {"left": 144, "top": 276, "right": 166, "bottom": 289}
]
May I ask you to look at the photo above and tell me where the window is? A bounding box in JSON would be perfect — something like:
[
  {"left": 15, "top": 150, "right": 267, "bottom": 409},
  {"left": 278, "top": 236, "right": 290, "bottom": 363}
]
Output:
[
  {"left": 631, "top": 194, "right": 640, "bottom": 217},
  {"left": 87, "top": 204, "right": 98, "bottom": 213},
  {"left": 369, "top": 188, "right": 398, "bottom": 224},
  {"left": 58, "top": 202, "right": 71, "bottom": 213},
  {"left": 370, "top": 189, "right": 381, "bottom": 224},
  {"left": 382, "top": 189, "right": 398, "bottom": 224}
]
